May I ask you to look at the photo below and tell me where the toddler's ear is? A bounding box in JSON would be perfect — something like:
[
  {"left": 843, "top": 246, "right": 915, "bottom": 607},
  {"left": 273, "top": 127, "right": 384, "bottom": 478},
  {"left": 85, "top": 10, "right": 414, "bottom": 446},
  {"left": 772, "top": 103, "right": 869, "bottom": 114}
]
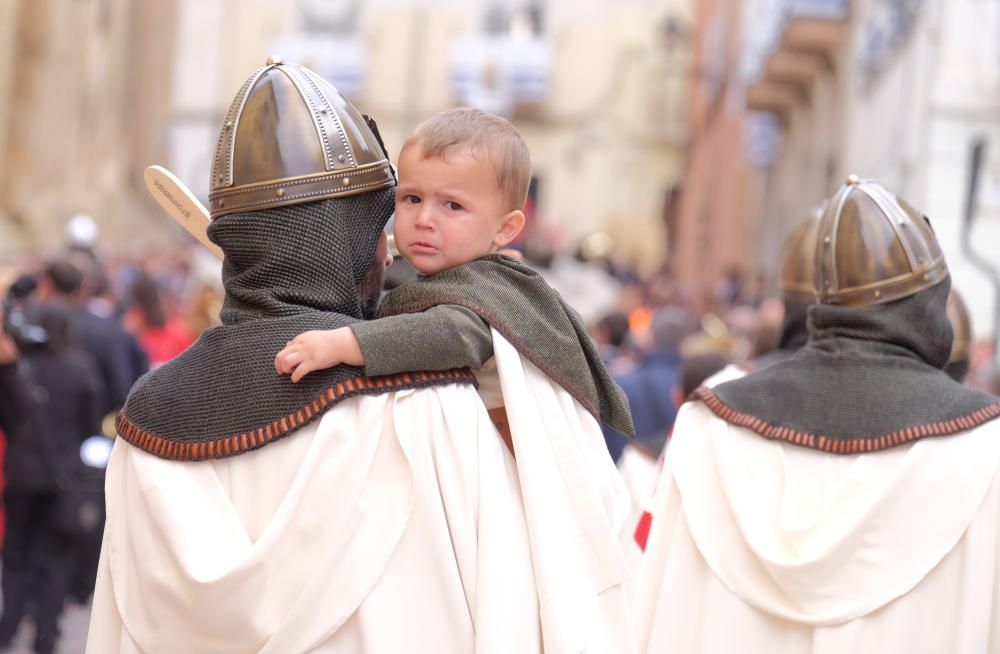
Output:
[{"left": 494, "top": 210, "right": 526, "bottom": 247}]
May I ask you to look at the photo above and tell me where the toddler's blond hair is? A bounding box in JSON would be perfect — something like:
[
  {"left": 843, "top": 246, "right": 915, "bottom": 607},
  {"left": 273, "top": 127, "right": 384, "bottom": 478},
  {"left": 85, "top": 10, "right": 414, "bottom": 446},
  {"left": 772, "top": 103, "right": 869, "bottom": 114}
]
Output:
[{"left": 402, "top": 108, "right": 531, "bottom": 212}]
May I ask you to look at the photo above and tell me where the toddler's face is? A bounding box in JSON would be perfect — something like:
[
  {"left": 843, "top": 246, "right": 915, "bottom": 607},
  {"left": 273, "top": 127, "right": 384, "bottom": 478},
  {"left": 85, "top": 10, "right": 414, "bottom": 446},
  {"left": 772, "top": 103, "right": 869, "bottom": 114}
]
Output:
[{"left": 393, "top": 144, "right": 519, "bottom": 275}]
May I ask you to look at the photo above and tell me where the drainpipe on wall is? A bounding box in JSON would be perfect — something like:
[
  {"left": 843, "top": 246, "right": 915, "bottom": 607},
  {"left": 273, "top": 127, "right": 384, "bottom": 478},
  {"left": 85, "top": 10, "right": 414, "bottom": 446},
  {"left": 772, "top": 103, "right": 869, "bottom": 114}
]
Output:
[{"left": 961, "top": 138, "right": 1000, "bottom": 359}]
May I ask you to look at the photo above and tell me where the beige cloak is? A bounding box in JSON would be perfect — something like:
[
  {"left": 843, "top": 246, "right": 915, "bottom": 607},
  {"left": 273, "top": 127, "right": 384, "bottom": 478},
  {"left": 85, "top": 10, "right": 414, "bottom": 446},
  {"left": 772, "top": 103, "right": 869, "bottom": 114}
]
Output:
[
  {"left": 632, "top": 400, "right": 1000, "bottom": 653},
  {"left": 88, "top": 333, "right": 635, "bottom": 653}
]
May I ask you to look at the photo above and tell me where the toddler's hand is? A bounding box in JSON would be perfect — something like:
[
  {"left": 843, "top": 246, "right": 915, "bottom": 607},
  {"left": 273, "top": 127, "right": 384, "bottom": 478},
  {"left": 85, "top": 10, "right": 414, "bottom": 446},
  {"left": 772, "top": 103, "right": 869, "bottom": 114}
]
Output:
[{"left": 275, "top": 329, "right": 348, "bottom": 383}]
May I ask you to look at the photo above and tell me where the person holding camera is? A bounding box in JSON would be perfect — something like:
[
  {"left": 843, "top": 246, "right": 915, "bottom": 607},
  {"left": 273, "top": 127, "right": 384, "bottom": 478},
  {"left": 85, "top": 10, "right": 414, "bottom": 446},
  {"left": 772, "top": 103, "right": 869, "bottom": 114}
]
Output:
[{"left": 0, "top": 302, "right": 101, "bottom": 654}]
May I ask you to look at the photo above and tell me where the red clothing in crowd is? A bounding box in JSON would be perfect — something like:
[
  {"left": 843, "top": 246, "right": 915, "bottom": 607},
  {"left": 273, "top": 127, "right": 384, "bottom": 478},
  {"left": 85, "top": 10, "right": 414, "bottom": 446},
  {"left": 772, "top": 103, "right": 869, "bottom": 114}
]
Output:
[{"left": 125, "top": 312, "right": 194, "bottom": 369}]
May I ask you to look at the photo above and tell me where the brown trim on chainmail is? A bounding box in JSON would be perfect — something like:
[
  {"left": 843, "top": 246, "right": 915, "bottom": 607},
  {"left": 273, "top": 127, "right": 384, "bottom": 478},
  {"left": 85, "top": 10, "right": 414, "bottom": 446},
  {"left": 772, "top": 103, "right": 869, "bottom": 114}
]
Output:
[
  {"left": 117, "top": 369, "right": 477, "bottom": 461},
  {"left": 692, "top": 386, "right": 1000, "bottom": 454}
]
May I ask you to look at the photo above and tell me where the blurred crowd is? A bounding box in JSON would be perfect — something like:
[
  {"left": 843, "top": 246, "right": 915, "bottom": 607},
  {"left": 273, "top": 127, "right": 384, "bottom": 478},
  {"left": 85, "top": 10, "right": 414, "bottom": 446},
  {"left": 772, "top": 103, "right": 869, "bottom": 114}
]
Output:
[
  {"left": 1, "top": 215, "right": 1000, "bottom": 651},
  {"left": 0, "top": 218, "right": 222, "bottom": 654}
]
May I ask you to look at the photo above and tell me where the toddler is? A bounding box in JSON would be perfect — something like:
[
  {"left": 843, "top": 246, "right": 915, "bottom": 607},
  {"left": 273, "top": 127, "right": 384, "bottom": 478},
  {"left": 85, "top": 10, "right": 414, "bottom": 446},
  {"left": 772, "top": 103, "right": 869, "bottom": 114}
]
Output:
[{"left": 275, "top": 108, "right": 633, "bottom": 439}]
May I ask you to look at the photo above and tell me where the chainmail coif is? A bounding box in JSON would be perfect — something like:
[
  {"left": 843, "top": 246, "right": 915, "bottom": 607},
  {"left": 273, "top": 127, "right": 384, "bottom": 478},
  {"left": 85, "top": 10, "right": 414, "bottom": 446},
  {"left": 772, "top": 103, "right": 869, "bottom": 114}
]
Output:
[
  {"left": 695, "top": 278, "right": 1000, "bottom": 453},
  {"left": 118, "top": 188, "right": 475, "bottom": 460}
]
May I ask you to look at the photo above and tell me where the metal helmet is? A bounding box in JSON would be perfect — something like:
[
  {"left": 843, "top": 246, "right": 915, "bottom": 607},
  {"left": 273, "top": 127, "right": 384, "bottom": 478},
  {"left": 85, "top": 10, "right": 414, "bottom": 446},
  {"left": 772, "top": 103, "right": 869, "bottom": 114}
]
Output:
[
  {"left": 814, "top": 175, "right": 949, "bottom": 306},
  {"left": 946, "top": 288, "right": 971, "bottom": 366},
  {"left": 208, "top": 55, "right": 395, "bottom": 220},
  {"left": 779, "top": 208, "right": 822, "bottom": 304}
]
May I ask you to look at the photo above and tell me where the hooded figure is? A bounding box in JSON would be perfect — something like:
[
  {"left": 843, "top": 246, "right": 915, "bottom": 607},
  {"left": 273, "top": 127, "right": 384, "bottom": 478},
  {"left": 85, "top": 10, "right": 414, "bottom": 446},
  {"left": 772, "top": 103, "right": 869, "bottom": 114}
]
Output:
[
  {"left": 632, "top": 177, "right": 1000, "bottom": 653},
  {"left": 623, "top": 212, "right": 820, "bottom": 569},
  {"left": 86, "top": 58, "right": 548, "bottom": 653}
]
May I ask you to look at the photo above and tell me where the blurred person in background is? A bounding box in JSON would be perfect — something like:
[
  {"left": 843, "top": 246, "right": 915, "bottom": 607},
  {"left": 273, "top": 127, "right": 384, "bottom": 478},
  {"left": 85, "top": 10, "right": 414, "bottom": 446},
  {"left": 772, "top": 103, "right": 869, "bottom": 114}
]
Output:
[
  {"left": 965, "top": 336, "right": 998, "bottom": 393},
  {"left": 679, "top": 314, "right": 746, "bottom": 368},
  {"left": 715, "top": 266, "right": 746, "bottom": 307},
  {"left": 673, "top": 351, "right": 732, "bottom": 411},
  {"left": 746, "top": 315, "right": 780, "bottom": 361},
  {"left": 36, "top": 260, "right": 133, "bottom": 416},
  {"left": 538, "top": 233, "right": 623, "bottom": 326},
  {"left": 633, "top": 178, "right": 1000, "bottom": 653},
  {"left": 0, "top": 302, "right": 101, "bottom": 654},
  {"left": 175, "top": 249, "right": 225, "bottom": 340},
  {"left": 182, "top": 283, "right": 223, "bottom": 339},
  {"left": 720, "top": 304, "right": 761, "bottom": 362},
  {"left": 85, "top": 269, "right": 148, "bottom": 387},
  {"left": 82, "top": 269, "right": 115, "bottom": 321},
  {"left": 604, "top": 307, "right": 692, "bottom": 463},
  {"left": 644, "top": 268, "right": 679, "bottom": 310},
  {"left": 123, "top": 272, "right": 194, "bottom": 369},
  {"left": 593, "top": 310, "right": 633, "bottom": 374},
  {"left": 69, "top": 260, "right": 147, "bottom": 605},
  {"left": 35, "top": 259, "right": 145, "bottom": 605}
]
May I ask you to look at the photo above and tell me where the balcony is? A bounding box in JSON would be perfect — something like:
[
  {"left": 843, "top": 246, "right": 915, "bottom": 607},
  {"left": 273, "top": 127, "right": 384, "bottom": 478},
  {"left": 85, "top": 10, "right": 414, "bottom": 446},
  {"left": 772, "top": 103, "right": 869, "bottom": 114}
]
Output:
[
  {"left": 743, "top": 0, "right": 848, "bottom": 117},
  {"left": 450, "top": 34, "right": 549, "bottom": 119},
  {"left": 746, "top": 81, "right": 803, "bottom": 118},
  {"left": 781, "top": 15, "right": 847, "bottom": 59}
]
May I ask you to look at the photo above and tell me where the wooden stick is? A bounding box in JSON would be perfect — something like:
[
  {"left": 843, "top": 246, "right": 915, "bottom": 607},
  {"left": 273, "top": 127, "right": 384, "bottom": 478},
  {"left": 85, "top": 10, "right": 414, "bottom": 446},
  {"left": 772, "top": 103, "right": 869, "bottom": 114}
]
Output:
[{"left": 143, "top": 165, "right": 223, "bottom": 260}]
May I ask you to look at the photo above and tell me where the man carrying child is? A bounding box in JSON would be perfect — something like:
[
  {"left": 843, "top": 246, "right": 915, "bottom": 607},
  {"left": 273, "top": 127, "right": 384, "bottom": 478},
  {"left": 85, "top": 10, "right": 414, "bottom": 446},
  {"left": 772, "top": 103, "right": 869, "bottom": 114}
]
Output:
[
  {"left": 277, "top": 106, "right": 637, "bottom": 653},
  {"left": 90, "top": 59, "right": 636, "bottom": 653}
]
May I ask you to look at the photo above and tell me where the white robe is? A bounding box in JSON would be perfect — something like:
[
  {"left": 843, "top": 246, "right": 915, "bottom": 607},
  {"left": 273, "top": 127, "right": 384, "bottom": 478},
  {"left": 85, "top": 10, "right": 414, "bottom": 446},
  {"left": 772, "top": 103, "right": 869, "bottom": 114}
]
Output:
[
  {"left": 632, "top": 401, "right": 1000, "bottom": 653},
  {"left": 616, "top": 446, "right": 659, "bottom": 573},
  {"left": 492, "top": 331, "right": 635, "bottom": 653},
  {"left": 622, "top": 363, "right": 747, "bottom": 575},
  {"left": 87, "top": 332, "right": 634, "bottom": 653}
]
